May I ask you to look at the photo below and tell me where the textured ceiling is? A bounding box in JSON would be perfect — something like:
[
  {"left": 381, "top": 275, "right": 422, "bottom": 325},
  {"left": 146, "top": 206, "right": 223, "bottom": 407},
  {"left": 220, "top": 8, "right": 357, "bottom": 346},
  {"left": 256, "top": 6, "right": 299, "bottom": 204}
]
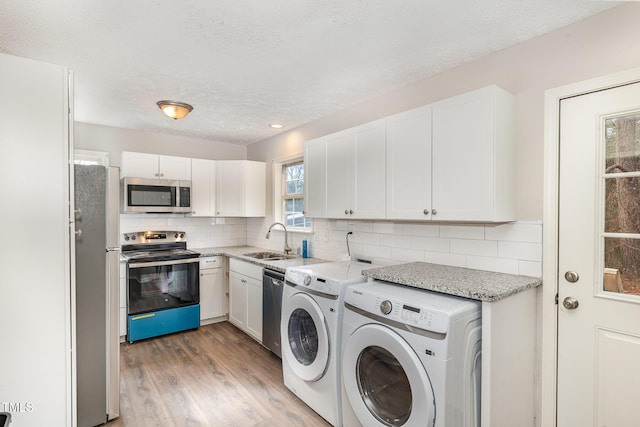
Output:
[{"left": 0, "top": 1, "right": 618, "bottom": 145}]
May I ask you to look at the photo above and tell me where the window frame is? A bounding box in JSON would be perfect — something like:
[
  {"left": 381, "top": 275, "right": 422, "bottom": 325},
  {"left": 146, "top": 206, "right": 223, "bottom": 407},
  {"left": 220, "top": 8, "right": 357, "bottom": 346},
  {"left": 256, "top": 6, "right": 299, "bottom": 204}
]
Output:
[{"left": 278, "top": 158, "right": 312, "bottom": 232}]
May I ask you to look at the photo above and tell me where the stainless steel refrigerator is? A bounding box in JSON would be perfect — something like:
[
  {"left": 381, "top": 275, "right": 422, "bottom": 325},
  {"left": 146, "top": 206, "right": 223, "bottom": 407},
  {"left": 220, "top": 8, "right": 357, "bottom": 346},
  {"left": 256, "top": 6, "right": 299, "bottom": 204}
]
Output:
[{"left": 74, "top": 164, "right": 120, "bottom": 426}]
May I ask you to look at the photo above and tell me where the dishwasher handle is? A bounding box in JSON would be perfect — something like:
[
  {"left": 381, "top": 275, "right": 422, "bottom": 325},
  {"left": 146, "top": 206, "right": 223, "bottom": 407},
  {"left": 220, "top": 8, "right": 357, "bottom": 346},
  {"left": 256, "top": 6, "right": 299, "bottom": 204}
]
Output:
[{"left": 263, "top": 267, "right": 285, "bottom": 283}]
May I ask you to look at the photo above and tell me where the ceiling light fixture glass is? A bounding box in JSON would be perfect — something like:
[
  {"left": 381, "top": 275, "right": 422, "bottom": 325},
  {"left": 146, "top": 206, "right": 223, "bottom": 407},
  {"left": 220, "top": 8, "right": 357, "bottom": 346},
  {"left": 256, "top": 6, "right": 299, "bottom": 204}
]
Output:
[
  {"left": 157, "top": 100, "right": 193, "bottom": 120},
  {"left": 270, "top": 123, "right": 284, "bottom": 129}
]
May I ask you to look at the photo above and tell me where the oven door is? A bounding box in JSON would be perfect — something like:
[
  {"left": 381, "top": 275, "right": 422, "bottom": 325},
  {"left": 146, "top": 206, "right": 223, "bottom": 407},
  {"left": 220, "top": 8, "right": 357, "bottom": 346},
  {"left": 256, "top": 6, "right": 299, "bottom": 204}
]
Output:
[{"left": 127, "top": 257, "right": 200, "bottom": 315}]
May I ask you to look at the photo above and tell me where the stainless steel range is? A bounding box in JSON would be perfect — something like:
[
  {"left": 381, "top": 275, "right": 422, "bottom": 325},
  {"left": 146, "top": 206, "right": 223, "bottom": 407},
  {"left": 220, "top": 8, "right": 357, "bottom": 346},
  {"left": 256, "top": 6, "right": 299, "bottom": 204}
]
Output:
[{"left": 121, "top": 231, "right": 200, "bottom": 342}]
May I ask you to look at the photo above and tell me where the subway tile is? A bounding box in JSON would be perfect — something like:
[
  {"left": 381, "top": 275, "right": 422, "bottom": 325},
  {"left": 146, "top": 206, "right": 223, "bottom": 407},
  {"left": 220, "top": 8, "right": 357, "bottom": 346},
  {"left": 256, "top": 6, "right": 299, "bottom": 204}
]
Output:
[
  {"left": 440, "top": 224, "right": 485, "bottom": 239},
  {"left": 403, "top": 223, "right": 440, "bottom": 237},
  {"left": 373, "top": 221, "right": 404, "bottom": 235},
  {"left": 518, "top": 261, "right": 542, "bottom": 277},
  {"left": 423, "top": 252, "right": 467, "bottom": 268},
  {"left": 360, "top": 244, "right": 392, "bottom": 260},
  {"left": 381, "top": 234, "right": 412, "bottom": 249},
  {"left": 498, "top": 241, "right": 542, "bottom": 262},
  {"left": 411, "top": 236, "right": 451, "bottom": 253},
  {"left": 467, "top": 256, "right": 519, "bottom": 275},
  {"left": 450, "top": 239, "right": 498, "bottom": 257},
  {"left": 390, "top": 248, "right": 426, "bottom": 263},
  {"left": 484, "top": 221, "right": 542, "bottom": 243}
]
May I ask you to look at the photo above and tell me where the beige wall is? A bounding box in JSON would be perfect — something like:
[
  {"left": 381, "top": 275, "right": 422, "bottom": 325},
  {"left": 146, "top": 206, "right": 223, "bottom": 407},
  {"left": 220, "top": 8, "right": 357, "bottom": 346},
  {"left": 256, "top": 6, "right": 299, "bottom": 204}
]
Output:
[
  {"left": 75, "top": 122, "right": 247, "bottom": 165},
  {"left": 247, "top": 3, "right": 640, "bottom": 221}
]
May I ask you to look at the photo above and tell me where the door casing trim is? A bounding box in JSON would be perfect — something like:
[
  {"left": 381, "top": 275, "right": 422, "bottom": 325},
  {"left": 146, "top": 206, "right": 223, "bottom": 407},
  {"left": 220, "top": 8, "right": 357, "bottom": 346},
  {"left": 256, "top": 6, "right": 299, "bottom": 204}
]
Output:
[{"left": 542, "top": 67, "right": 640, "bottom": 427}]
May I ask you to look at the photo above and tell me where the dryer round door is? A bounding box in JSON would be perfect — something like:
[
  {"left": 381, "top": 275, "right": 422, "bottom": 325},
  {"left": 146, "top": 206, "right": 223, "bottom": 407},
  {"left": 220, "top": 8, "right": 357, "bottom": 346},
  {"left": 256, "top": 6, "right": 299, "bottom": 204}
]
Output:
[
  {"left": 343, "top": 323, "right": 435, "bottom": 427},
  {"left": 281, "top": 292, "right": 329, "bottom": 382}
]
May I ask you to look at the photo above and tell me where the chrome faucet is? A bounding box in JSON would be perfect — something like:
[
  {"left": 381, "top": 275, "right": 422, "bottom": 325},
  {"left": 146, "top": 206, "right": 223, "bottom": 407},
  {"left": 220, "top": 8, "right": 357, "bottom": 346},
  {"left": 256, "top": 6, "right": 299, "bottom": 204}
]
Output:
[{"left": 265, "top": 222, "right": 291, "bottom": 255}]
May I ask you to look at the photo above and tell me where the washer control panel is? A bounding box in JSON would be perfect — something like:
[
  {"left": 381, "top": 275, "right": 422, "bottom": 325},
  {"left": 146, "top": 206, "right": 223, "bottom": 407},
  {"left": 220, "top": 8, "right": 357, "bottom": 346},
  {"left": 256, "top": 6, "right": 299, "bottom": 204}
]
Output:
[{"left": 344, "top": 283, "right": 475, "bottom": 334}]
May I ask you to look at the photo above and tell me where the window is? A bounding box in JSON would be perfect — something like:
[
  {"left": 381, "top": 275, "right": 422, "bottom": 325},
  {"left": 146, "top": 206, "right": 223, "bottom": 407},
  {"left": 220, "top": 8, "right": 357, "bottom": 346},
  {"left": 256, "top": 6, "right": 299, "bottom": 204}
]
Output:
[{"left": 282, "top": 161, "right": 312, "bottom": 230}]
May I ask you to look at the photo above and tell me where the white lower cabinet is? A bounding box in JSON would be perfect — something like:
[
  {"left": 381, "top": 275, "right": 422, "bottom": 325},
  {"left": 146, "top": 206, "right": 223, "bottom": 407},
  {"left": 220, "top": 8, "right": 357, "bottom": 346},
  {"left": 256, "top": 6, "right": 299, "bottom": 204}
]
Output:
[
  {"left": 228, "top": 258, "right": 263, "bottom": 341},
  {"left": 199, "top": 256, "right": 226, "bottom": 323}
]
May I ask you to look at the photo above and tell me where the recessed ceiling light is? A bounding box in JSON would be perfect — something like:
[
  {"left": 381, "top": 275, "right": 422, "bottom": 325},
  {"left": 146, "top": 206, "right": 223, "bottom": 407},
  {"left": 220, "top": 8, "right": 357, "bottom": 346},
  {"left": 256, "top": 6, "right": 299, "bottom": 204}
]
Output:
[{"left": 269, "top": 123, "right": 284, "bottom": 129}]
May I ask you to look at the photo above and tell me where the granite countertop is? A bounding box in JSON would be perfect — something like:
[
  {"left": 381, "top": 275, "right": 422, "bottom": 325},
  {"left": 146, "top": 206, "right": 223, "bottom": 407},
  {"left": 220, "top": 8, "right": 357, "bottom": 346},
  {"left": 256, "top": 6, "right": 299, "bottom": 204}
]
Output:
[
  {"left": 192, "top": 245, "right": 328, "bottom": 273},
  {"left": 361, "top": 262, "right": 542, "bottom": 302}
]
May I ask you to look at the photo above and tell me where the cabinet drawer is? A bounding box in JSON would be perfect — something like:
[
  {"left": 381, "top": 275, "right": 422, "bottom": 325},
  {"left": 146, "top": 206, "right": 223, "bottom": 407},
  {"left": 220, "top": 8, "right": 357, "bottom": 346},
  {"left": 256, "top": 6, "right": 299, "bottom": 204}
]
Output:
[
  {"left": 229, "top": 258, "right": 263, "bottom": 280},
  {"left": 200, "top": 256, "right": 223, "bottom": 270}
]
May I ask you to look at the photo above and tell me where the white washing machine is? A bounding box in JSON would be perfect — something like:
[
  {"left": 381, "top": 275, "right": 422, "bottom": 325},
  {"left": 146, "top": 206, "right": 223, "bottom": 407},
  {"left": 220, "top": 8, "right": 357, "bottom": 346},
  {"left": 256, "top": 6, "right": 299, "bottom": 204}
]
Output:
[
  {"left": 281, "top": 261, "right": 378, "bottom": 426},
  {"left": 341, "top": 281, "right": 482, "bottom": 427}
]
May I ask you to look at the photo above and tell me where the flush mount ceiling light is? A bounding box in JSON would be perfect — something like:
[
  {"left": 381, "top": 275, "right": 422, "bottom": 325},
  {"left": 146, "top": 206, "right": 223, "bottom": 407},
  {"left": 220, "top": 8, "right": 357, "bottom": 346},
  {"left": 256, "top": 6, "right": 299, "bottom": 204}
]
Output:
[
  {"left": 269, "top": 123, "right": 284, "bottom": 129},
  {"left": 156, "top": 100, "right": 193, "bottom": 120}
]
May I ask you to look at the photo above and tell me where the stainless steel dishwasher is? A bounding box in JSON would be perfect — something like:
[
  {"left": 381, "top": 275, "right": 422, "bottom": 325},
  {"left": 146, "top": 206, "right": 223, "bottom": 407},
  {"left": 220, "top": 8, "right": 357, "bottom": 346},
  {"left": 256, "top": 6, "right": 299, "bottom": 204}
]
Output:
[{"left": 262, "top": 267, "right": 285, "bottom": 358}]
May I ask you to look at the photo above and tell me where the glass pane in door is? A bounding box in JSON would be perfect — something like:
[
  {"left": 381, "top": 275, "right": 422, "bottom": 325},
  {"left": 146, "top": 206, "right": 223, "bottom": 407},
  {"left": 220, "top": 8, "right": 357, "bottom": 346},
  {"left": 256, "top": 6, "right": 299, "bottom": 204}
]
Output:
[
  {"left": 603, "top": 237, "right": 640, "bottom": 295},
  {"left": 605, "top": 114, "right": 640, "bottom": 174},
  {"left": 602, "top": 112, "right": 640, "bottom": 296}
]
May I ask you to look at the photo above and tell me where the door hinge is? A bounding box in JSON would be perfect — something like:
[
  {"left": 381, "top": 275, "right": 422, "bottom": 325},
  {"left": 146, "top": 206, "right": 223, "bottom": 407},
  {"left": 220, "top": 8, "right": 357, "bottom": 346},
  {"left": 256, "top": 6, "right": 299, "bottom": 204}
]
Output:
[{"left": 555, "top": 293, "right": 559, "bottom": 305}]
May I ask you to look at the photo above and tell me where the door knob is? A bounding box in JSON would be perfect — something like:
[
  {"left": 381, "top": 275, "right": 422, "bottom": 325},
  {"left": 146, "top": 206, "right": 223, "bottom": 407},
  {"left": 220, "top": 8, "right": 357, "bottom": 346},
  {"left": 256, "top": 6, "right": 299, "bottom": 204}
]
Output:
[
  {"left": 562, "top": 297, "right": 579, "bottom": 310},
  {"left": 564, "top": 271, "right": 579, "bottom": 283}
]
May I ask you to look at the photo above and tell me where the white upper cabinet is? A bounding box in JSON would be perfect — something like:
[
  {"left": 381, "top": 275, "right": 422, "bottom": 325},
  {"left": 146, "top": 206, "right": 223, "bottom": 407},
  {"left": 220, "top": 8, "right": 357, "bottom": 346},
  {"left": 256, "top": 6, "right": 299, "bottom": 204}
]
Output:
[
  {"left": 431, "top": 85, "right": 515, "bottom": 222},
  {"left": 302, "top": 85, "right": 516, "bottom": 222},
  {"left": 190, "top": 158, "right": 216, "bottom": 217},
  {"left": 386, "top": 105, "right": 433, "bottom": 220},
  {"left": 215, "top": 160, "right": 265, "bottom": 217},
  {"left": 351, "top": 120, "right": 387, "bottom": 219},
  {"left": 304, "top": 138, "right": 325, "bottom": 218},
  {"left": 324, "top": 129, "right": 354, "bottom": 218},
  {"left": 323, "top": 119, "right": 387, "bottom": 219},
  {"left": 121, "top": 151, "right": 192, "bottom": 180}
]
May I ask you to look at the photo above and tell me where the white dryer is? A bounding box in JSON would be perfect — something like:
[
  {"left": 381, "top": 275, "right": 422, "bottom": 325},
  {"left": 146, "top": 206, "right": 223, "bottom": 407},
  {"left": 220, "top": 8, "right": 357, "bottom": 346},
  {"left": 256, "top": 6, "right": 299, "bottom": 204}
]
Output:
[
  {"left": 341, "top": 281, "right": 482, "bottom": 427},
  {"left": 281, "top": 261, "right": 377, "bottom": 426}
]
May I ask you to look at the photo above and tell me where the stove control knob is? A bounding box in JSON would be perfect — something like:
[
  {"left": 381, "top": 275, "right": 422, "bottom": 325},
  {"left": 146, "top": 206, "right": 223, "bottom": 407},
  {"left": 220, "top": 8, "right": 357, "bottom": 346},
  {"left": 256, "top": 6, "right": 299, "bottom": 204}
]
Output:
[
  {"left": 124, "top": 235, "right": 129, "bottom": 241},
  {"left": 180, "top": 233, "right": 185, "bottom": 238},
  {"left": 380, "top": 300, "right": 393, "bottom": 315},
  {"left": 303, "top": 275, "right": 312, "bottom": 286},
  {"left": 175, "top": 233, "right": 179, "bottom": 238},
  {"left": 131, "top": 235, "right": 136, "bottom": 241}
]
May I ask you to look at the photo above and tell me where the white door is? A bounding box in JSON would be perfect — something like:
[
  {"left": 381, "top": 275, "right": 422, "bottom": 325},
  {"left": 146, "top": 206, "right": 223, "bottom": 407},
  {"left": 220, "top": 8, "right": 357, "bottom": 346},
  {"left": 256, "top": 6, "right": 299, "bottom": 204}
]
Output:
[{"left": 558, "top": 81, "right": 640, "bottom": 426}]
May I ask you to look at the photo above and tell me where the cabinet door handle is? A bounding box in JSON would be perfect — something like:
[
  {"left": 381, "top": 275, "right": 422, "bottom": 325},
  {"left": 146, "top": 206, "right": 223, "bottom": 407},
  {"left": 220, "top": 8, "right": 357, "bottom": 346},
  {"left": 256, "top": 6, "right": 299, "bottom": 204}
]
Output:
[
  {"left": 431, "top": 209, "right": 437, "bottom": 215},
  {"left": 345, "top": 209, "right": 349, "bottom": 215},
  {"left": 423, "top": 209, "right": 429, "bottom": 215},
  {"left": 349, "top": 210, "right": 354, "bottom": 214}
]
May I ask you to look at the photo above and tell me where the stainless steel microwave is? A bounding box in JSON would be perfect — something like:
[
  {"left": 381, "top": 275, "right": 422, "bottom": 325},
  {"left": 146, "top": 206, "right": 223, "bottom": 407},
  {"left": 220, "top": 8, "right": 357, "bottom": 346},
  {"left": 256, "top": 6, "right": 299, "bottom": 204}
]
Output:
[{"left": 121, "top": 177, "right": 191, "bottom": 213}]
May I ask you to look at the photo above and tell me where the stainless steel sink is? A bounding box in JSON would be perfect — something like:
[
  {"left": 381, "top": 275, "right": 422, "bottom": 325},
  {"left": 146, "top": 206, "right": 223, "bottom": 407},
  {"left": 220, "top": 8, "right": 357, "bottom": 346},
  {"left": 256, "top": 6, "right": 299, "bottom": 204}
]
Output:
[{"left": 243, "top": 251, "right": 296, "bottom": 261}]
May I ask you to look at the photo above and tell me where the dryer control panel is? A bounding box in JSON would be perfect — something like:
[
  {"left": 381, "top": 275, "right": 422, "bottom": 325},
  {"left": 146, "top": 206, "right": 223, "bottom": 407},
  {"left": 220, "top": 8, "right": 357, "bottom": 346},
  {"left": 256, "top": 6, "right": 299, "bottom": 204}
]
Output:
[{"left": 345, "top": 281, "right": 480, "bottom": 334}]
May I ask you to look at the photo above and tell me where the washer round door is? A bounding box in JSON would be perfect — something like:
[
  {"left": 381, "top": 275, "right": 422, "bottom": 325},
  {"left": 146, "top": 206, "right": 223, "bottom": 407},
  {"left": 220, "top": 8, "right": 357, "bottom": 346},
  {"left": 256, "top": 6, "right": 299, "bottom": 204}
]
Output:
[
  {"left": 342, "top": 323, "right": 435, "bottom": 427},
  {"left": 281, "top": 292, "right": 329, "bottom": 382}
]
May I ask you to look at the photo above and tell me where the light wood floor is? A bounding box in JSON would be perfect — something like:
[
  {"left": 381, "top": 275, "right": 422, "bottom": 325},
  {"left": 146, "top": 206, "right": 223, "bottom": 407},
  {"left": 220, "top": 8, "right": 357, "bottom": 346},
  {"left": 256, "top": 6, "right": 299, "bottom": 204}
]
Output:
[{"left": 107, "top": 322, "right": 331, "bottom": 427}]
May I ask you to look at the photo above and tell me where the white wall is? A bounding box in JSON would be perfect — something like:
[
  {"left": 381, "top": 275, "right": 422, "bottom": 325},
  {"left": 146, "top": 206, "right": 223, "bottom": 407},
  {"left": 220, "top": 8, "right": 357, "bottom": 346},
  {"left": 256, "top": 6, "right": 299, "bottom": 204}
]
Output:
[
  {"left": 1, "top": 53, "right": 72, "bottom": 426},
  {"left": 247, "top": 3, "right": 640, "bottom": 222},
  {"left": 75, "top": 122, "right": 247, "bottom": 165}
]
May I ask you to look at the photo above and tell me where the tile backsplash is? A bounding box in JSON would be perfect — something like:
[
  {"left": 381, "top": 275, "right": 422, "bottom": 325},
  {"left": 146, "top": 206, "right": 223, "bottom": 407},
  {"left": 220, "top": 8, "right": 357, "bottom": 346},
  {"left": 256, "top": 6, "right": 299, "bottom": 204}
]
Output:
[
  {"left": 248, "top": 218, "right": 542, "bottom": 277},
  {"left": 119, "top": 215, "right": 248, "bottom": 248},
  {"left": 120, "top": 214, "right": 542, "bottom": 277}
]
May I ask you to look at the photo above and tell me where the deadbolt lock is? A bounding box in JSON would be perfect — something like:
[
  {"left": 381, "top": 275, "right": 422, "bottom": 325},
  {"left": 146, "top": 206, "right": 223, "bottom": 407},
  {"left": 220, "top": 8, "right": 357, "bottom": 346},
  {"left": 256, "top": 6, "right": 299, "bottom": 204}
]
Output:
[{"left": 564, "top": 271, "right": 579, "bottom": 283}]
